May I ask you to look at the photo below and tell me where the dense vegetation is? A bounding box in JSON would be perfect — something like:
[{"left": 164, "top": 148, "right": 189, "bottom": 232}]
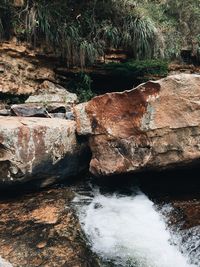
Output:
[
  {"left": 0, "top": 0, "right": 199, "bottom": 101},
  {"left": 1, "top": 0, "right": 200, "bottom": 67}
]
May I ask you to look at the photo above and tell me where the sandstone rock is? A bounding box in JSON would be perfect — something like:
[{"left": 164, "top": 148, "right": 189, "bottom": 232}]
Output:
[
  {"left": 10, "top": 102, "right": 73, "bottom": 119},
  {"left": 0, "top": 104, "right": 11, "bottom": 116},
  {"left": 45, "top": 103, "right": 68, "bottom": 113},
  {"left": 23, "top": 81, "right": 78, "bottom": 119},
  {"left": 33, "top": 67, "right": 55, "bottom": 81},
  {"left": 26, "top": 81, "right": 78, "bottom": 105},
  {"left": 74, "top": 74, "right": 200, "bottom": 176},
  {"left": 11, "top": 104, "right": 49, "bottom": 117},
  {"left": 0, "top": 109, "right": 11, "bottom": 116},
  {"left": 50, "top": 113, "right": 66, "bottom": 119},
  {"left": 0, "top": 187, "right": 100, "bottom": 267},
  {"left": 0, "top": 42, "right": 56, "bottom": 95},
  {"left": 0, "top": 117, "right": 89, "bottom": 186},
  {"left": 8, "top": 104, "right": 75, "bottom": 121}
]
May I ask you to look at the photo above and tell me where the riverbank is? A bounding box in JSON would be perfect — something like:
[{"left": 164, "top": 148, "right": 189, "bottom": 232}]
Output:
[
  {"left": 0, "top": 185, "right": 100, "bottom": 267},
  {"left": 0, "top": 170, "right": 199, "bottom": 266}
]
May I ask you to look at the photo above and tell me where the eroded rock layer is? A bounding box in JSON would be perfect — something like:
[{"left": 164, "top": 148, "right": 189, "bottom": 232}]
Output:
[{"left": 74, "top": 74, "right": 200, "bottom": 176}]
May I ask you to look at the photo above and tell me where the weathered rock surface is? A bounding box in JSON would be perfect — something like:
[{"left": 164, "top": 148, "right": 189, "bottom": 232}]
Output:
[
  {"left": 25, "top": 81, "right": 78, "bottom": 106},
  {"left": 5, "top": 81, "right": 77, "bottom": 119},
  {"left": 74, "top": 74, "right": 200, "bottom": 176},
  {"left": 0, "top": 104, "right": 11, "bottom": 116},
  {"left": 0, "top": 187, "right": 100, "bottom": 267},
  {"left": 10, "top": 103, "right": 71, "bottom": 119},
  {"left": 0, "top": 117, "right": 89, "bottom": 186},
  {"left": 0, "top": 42, "right": 56, "bottom": 95},
  {"left": 11, "top": 104, "right": 50, "bottom": 117}
]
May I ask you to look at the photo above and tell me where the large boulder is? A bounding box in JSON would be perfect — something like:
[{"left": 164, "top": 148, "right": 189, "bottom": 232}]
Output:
[
  {"left": 0, "top": 117, "right": 89, "bottom": 187},
  {"left": 74, "top": 74, "right": 200, "bottom": 176}
]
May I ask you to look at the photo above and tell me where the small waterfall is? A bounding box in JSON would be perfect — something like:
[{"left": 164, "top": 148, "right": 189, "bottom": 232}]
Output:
[{"left": 73, "top": 187, "right": 199, "bottom": 267}]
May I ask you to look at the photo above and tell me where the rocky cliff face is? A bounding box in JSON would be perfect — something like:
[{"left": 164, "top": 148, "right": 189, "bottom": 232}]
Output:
[
  {"left": 75, "top": 74, "right": 200, "bottom": 176},
  {"left": 0, "top": 42, "right": 56, "bottom": 96}
]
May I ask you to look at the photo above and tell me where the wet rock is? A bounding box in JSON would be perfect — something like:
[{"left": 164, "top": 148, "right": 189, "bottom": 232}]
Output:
[
  {"left": 171, "top": 198, "right": 200, "bottom": 229},
  {"left": 0, "top": 116, "right": 90, "bottom": 187},
  {"left": 74, "top": 74, "right": 200, "bottom": 176},
  {"left": 0, "top": 187, "right": 100, "bottom": 267}
]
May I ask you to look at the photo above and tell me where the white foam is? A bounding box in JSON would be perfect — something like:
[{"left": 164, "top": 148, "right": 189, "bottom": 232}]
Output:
[
  {"left": 75, "top": 190, "right": 197, "bottom": 267},
  {"left": 0, "top": 257, "right": 13, "bottom": 267}
]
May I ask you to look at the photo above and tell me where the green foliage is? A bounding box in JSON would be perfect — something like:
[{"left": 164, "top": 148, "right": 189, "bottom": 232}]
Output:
[
  {"left": 0, "top": 18, "right": 3, "bottom": 39},
  {"left": 122, "top": 15, "right": 158, "bottom": 59},
  {"left": 134, "top": 0, "right": 200, "bottom": 58},
  {"left": 0, "top": 92, "right": 28, "bottom": 104},
  {"left": 159, "top": 0, "right": 200, "bottom": 55},
  {"left": 104, "top": 60, "right": 168, "bottom": 80},
  {"left": 0, "top": 0, "right": 160, "bottom": 66},
  {"left": 67, "top": 73, "right": 95, "bottom": 102},
  {"left": 0, "top": 0, "right": 200, "bottom": 65}
]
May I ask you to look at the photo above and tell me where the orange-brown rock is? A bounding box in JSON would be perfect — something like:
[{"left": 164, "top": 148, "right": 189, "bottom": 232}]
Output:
[
  {"left": 0, "top": 117, "right": 89, "bottom": 187},
  {"left": 0, "top": 187, "right": 100, "bottom": 267},
  {"left": 74, "top": 74, "right": 200, "bottom": 176},
  {"left": 0, "top": 42, "right": 55, "bottom": 96}
]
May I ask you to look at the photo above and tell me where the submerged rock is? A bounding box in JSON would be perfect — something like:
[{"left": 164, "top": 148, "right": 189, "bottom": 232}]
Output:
[
  {"left": 74, "top": 74, "right": 200, "bottom": 176},
  {"left": 0, "top": 187, "right": 100, "bottom": 267},
  {"left": 0, "top": 117, "right": 89, "bottom": 187}
]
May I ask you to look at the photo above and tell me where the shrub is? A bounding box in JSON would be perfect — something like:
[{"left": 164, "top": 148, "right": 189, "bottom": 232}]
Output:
[
  {"left": 104, "top": 60, "right": 168, "bottom": 81},
  {"left": 0, "top": 0, "right": 160, "bottom": 66},
  {"left": 67, "top": 73, "right": 95, "bottom": 103}
]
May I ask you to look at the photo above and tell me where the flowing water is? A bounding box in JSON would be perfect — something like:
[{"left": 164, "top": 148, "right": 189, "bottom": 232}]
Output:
[{"left": 72, "top": 183, "right": 200, "bottom": 267}]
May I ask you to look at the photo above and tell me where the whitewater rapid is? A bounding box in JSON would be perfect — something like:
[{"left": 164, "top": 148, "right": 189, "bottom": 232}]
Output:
[{"left": 73, "top": 188, "right": 199, "bottom": 267}]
